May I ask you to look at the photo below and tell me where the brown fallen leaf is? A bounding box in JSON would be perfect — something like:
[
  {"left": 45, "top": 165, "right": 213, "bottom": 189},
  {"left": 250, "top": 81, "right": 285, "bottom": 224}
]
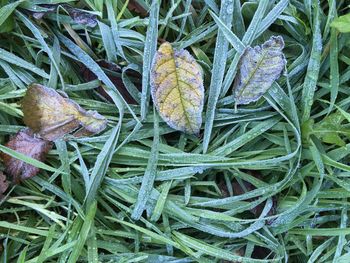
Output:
[
  {"left": 22, "top": 84, "right": 107, "bottom": 141},
  {"left": 0, "top": 172, "right": 9, "bottom": 198},
  {"left": 0, "top": 129, "right": 52, "bottom": 183}
]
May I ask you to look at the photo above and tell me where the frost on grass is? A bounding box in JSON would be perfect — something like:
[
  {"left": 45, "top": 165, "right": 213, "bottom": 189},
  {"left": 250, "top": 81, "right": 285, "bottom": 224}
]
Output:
[
  {"left": 22, "top": 84, "right": 107, "bottom": 141},
  {"left": 331, "top": 13, "right": 350, "bottom": 33},
  {"left": 233, "top": 36, "right": 286, "bottom": 105},
  {"left": 151, "top": 42, "right": 204, "bottom": 134}
]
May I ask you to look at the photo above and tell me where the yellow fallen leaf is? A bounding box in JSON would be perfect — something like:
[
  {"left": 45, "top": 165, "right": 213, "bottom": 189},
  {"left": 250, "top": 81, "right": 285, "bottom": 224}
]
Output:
[
  {"left": 151, "top": 42, "right": 204, "bottom": 134},
  {"left": 21, "top": 84, "right": 107, "bottom": 141}
]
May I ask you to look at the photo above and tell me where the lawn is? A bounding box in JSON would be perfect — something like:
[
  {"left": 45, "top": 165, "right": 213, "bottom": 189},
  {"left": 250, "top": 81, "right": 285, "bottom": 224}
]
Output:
[{"left": 0, "top": 0, "right": 350, "bottom": 262}]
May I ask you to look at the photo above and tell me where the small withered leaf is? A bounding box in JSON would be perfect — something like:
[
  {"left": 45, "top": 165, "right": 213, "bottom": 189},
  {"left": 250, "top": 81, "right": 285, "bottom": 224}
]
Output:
[
  {"left": 30, "top": 4, "right": 58, "bottom": 20},
  {"left": 0, "top": 172, "right": 9, "bottom": 198},
  {"left": 68, "top": 8, "right": 98, "bottom": 27},
  {"left": 233, "top": 36, "right": 286, "bottom": 105},
  {"left": 22, "top": 84, "right": 107, "bottom": 141},
  {"left": 151, "top": 42, "right": 204, "bottom": 134},
  {"left": 127, "top": 0, "right": 148, "bottom": 17},
  {"left": 0, "top": 129, "right": 52, "bottom": 183}
]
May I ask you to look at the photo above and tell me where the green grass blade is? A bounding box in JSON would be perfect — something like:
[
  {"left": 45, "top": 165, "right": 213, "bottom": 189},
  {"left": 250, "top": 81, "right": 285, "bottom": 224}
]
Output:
[
  {"left": 57, "top": 33, "right": 139, "bottom": 122},
  {"left": 16, "top": 11, "right": 65, "bottom": 88},
  {"left": 301, "top": 1, "right": 322, "bottom": 122},
  {"left": 221, "top": 0, "right": 269, "bottom": 97},
  {"left": 209, "top": 10, "right": 245, "bottom": 53},
  {"left": 85, "top": 122, "right": 121, "bottom": 209},
  {"left": 131, "top": 110, "right": 159, "bottom": 220},
  {"left": 203, "top": 0, "right": 234, "bottom": 153},
  {"left": 0, "top": 48, "right": 49, "bottom": 79},
  {"left": 0, "top": 0, "right": 23, "bottom": 28},
  {"left": 328, "top": 26, "right": 339, "bottom": 114},
  {"left": 140, "top": 0, "right": 159, "bottom": 120},
  {"left": 67, "top": 201, "right": 97, "bottom": 263}
]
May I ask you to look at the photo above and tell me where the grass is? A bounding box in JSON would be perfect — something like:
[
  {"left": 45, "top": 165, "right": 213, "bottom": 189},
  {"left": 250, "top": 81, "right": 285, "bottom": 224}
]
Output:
[{"left": 0, "top": 0, "right": 350, "bottom": 262}]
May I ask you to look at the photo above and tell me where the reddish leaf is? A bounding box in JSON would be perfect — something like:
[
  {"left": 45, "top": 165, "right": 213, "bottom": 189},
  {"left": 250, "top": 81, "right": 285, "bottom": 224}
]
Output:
[
  {"left": 128, "top": 0, "right": 148, "bottom": 17},
  {"left": 0, "top": 172, "right": 9, "bottom": 198},
  {"left": 0, "top": 129, "right": 52, "bottom": 183}
]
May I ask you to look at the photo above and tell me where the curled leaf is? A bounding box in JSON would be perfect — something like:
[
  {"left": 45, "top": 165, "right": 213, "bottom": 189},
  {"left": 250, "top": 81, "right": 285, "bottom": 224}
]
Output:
[
  {"left": 22, "top": 84, "right": 107, "bottom": 141},
  {"left": 233, "top": 36, "right": 286, "bottom": 105},
  {"left": 0, "top": 129, "right": 52, "bottom": 183},
  {"left": 151, "top": 42, "right": 204, "bottom": 134}
]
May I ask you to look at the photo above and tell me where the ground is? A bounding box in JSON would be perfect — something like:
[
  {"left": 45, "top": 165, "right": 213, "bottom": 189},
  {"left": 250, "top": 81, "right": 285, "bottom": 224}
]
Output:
[{"left": 0, "top": 0, "right": 350, "bottom": 262}]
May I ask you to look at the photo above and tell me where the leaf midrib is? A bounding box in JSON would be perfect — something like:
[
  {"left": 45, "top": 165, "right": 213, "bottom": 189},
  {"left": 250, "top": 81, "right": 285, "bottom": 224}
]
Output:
[
  {"left": 237, "top": 48, "right": 269, "bottom": 98},
  {"left": 172, "top": 51, "right": 194, "bottom": 133}
]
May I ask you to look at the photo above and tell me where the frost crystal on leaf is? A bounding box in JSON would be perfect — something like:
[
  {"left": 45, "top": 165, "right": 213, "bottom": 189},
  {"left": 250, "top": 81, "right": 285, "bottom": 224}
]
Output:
[
  {"left": 150, "top": 42, "right": 204, "bottom": 134},
  {"left": 234, "top": 36, "right": 286, "bottom": 105},
  {"left": 22, "top": 84, "right": 107, "bottom": 141}
]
